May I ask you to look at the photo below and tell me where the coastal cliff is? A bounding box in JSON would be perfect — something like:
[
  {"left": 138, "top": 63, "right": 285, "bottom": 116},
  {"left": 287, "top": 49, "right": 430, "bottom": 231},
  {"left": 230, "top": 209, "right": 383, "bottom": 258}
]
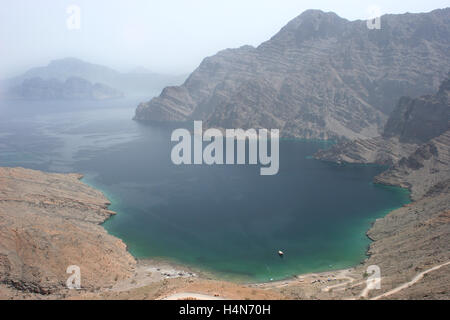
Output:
[
  {"left": 315, "top": 76, "right": 450, "bottom": 167},
  {"left": 312, "top": 77, "right": 450, "bottom": 299},
  {"left": 374, "top": 130, "right": 450, "bottom": 200},
  {"left": 135, "top": 9, "right": 450, "bottom": 141},
  {"left": 316, "top": 76, "right": 450, "bottom": 198},
  {"left": 355, "top": 178, "right": 450, "bottom": 300},
  {"left": 0, "top": 167, "right": 136, "bottom": 297}
]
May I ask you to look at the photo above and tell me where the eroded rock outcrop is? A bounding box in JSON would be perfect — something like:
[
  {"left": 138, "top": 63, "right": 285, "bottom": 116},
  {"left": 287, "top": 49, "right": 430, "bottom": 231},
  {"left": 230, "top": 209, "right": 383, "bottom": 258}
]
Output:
[
  {"left": 0, "top": 167, "right": 136, "bottom": 295},
  {"left": 360, "top": 178, "right": 450, "bottom": 299},
  {"left": 135, "top": 9, "right": 450, "bottom": 141},
  {"left": 315, "top": 77, "right": 450, "bottom": 299},
  {"left": 315, "top": 75, "right": 450, "bottom": 167},
  {"left": 375, "top": 130, "right": 450, "bottom": 200}
]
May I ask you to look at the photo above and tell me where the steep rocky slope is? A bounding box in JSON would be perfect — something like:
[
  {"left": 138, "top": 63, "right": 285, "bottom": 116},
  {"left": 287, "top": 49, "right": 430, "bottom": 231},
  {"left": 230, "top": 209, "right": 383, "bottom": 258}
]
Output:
[
  {"left": 315, "top": 75, "right": 450, "bottom": 165},
  {"left": 359, "top": 179, "right": 450, "bottom": 299},
  {"left": 0, "top": 167, "right": 136, "bottom": 296},
  {"left": 314, "top": 77, "right": 450, "bottom": 299},
  {"left": 135, "top": 8, "right": 450, "bottom": 140},
  {"left": 273, "top": 180, "right": 450, "bottom": 300},
  {"left": 375, "top": 130, "right": 450, "bottom": 200}
]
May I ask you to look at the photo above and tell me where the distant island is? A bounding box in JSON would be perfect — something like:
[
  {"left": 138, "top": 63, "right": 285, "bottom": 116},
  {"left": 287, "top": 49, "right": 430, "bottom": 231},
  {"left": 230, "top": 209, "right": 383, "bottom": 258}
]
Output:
[
  {"left": 3, "top": 57, "right": 187, "bottom": 99},
  {"left": 9, "top": 76, "right": 123, "bottom": 100}
]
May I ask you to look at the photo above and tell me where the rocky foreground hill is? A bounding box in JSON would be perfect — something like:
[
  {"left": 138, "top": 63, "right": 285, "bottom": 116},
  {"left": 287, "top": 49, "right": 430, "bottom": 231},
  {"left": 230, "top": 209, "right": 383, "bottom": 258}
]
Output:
[
  {"left": 135, "top": 8, "right": 450, "bottom": 141},
  {"left": 0, "top": 167, "right": 136, "bottom": 297},
  {"left": 0, "top": 167, "right": 284, "bottom": 300}
]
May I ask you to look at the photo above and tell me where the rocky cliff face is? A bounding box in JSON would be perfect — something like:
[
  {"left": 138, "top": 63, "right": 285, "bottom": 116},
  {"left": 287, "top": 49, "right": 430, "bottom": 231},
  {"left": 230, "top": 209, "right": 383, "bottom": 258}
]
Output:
[
  {"left": 9, "top": 76, "right": 124, "bottom": 100},
  {"left": 0, "top": 167, "right": 136, "bottom": 296},
  {"left": 315, "top": 75, "right": 450, "bottom": 166},
  {"left": 135, "top": 8, "right": 450, "bottom": 140},
  {"left": 375, "top": 130, "right": 450, "bottom": 200},
  {"left": 313, "top": 77, "right": 450, "bottom": 299},
  {"left": 359, "top": 178, "right": 450, "bottom": 299},
  {"left": 383, "top": 78, "right": 450, "bottom": 144}
]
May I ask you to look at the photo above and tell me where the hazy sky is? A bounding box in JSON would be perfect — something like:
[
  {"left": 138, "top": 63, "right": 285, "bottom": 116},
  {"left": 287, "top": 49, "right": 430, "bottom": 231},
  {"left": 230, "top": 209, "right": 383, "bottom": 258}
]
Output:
[{"left": 0, "top": 0, "right": 448, "bottom": 77}]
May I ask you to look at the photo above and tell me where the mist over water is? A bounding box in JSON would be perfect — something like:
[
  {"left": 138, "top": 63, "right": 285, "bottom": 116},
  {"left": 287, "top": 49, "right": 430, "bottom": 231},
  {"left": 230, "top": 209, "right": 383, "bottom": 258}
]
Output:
[{"left": 0, "top": 99, "right": 410, "bottom": 282}]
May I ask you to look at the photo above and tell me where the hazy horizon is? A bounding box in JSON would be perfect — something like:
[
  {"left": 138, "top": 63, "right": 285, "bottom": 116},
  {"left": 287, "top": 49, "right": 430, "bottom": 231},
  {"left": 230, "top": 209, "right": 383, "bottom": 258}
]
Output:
[{"left": 1, "top": 0, "right": 448, "bottom": 78}]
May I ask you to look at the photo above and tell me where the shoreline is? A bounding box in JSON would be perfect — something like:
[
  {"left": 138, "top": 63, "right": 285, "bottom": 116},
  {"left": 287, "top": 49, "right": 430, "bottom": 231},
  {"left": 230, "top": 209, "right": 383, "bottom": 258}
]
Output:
[
  {"left": 0, "top": 161, "right": 445, "bottom": 300},
  {"left": 83, "top": 171, "right": 411, "bottom": 288}
]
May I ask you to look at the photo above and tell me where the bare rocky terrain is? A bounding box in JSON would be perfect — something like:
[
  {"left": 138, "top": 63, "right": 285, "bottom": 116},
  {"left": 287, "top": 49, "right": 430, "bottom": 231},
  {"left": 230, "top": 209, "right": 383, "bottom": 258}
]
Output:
[
  {"left": 134, "top": 8, "right": 450, "bottom": 141},
  {"left": 311, "top": 77, "right": 450, "bottom": 299},
  {"left": 316, "top": 76, "right": 450, "bottom": 167},
  {"left": 374, "top": 131, "right": 450, "bottom": 200},
  {"left": 0, "top": 167, "right": 284, "bottom": 300},
  {"left": 360, "top": 179, "right": 450, "bottom": 300},
  {"left": 317, "top": 76, "right": 450, "bottom": 199},
  {"left": 0, "top": 167, "right": 136, "bottom": 297}
]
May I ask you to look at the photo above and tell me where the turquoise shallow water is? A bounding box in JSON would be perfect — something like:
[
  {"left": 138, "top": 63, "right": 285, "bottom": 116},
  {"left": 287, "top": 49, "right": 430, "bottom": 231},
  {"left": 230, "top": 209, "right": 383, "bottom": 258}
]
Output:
[{"left": 0, "top": 100, "right": 411, "bottom": 282}]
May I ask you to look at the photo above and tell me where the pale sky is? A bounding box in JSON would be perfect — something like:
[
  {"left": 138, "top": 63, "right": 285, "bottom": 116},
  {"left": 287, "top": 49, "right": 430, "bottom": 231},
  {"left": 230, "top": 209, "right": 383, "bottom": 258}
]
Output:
[{"left": 0, "top": 0, "right": 448, "bottom": 77}]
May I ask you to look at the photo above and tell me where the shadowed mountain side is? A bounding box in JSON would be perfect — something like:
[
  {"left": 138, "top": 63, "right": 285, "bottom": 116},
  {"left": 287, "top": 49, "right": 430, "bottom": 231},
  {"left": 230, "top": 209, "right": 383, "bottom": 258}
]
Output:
[
  {"left": 374, "top": 130, "right": 450, "bottom": 200},
  {"left": 315, "top": 75, "right": 450, "bottom": 168}
]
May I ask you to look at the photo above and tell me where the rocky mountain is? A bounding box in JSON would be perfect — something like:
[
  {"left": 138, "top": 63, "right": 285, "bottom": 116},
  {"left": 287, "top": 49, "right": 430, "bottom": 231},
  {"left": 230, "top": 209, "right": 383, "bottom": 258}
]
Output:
[
  {"left": 9, "top": 76, "right": 124, "bottom": 100},
  {"left": 0, "top": 167, "right": 136, "bottom": 295},
  {"left": 374, "top": 130, "right": 450, "bottom": 200},
  {"left": 315, "top": 76, "right": 450, "bottom": 165},
  {"left": 383, "top": 78, "right": 450, "bottom": 144},
  {"left": 134, "top": 8, "right": 450, "bottom": 140},
  {"left": 5, "top": 58, "right": 186, "bottom": 97},
  {"left": 315, "top": 76, "right": 450, "bottom": 299},
  {"left": 358, "top": 178, "right": 450, "bottom": 299}
]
